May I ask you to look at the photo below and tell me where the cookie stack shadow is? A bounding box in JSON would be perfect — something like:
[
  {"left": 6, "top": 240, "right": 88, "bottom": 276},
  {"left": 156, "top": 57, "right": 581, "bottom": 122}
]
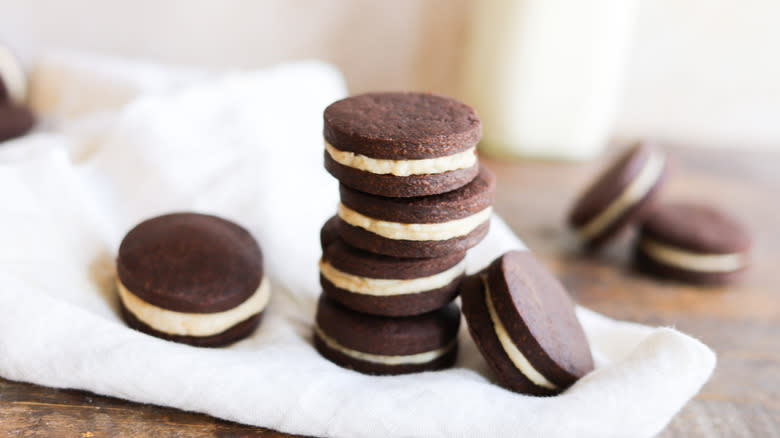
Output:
[{"left": 313, "top": 92, "right": 496, "bottom": 375}]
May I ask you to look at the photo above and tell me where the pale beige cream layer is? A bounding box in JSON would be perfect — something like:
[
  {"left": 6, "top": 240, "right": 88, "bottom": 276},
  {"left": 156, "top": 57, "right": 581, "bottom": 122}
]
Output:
[
  {"left": 640, "top": 238, "right": 746, "bottom": 272},
  {"left": 0, "top": 45, "right": 27, "bottom": 104},
  {"left": 314, "top": 326, "right": 456, "bottom": 366},
  {"left": 117, "top": 277, "right": 271, "bottom": 337},
  {"left": 578, "top": 150, "right": 666, "bottom": 240},
  {"left": 483, "top": 276, "right": 558, "bottom": 390},
  {"left": 338, "top": 203, "right": 492, "bottom": 242},
  {"left": 325, "top": 141, "right": 477, "bottom": 177},
  {"left": 319, "top": 259, "right": 466, "bottom": 296}
]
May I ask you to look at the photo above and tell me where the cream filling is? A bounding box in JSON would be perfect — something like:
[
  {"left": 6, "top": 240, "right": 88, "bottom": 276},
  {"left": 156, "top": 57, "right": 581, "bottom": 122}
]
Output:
[
  {"left": 117, "top": 277, "right": 271, "bottom": 337},
  {"left": 338, "top": 203, "right": 492, "bottom": 242},
  {"left": 325, "top": 141, "right": 477, "bottom": 177},
  {"left": 319, "top": 259, "right": 466, "bottom": 296},
  {"left": 483, "top": 276, "right": 558, "bottom": 390},
  {"left": 0, "top": 45, "right": 26, "bottom": 104},
  {"left": 578, "top": 150, "right": 666, "bottom": 240},
  {"left": 640, "top": 238, "right": 746, "bottom": 272},
  {"left": 314, "top": 326, "right": 456, "bottom": 365}
]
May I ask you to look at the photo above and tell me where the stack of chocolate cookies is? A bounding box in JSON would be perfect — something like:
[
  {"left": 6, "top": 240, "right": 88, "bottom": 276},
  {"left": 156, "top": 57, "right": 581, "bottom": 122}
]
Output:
[{"left": 314, "top": 92, "right": 496, "bottom": 375}]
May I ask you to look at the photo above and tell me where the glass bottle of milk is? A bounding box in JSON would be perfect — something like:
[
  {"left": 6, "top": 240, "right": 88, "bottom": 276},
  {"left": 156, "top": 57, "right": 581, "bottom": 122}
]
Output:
[{"left": 460, "top": 0, "right": 639, "bottom": 160}]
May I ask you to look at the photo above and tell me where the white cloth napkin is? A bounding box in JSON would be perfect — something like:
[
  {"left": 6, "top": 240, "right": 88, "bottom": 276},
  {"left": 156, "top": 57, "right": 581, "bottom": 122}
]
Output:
[{"left": 0, "top": 52, "right": 715, "bottom": 438}]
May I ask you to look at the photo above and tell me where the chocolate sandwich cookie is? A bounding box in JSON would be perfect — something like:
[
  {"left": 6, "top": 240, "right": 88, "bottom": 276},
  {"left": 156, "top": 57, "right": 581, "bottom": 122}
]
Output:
[
  {"left": 314, "top": 296, "right": 460, "bottom": 375},
  {"left": 0, "top": 104, "right": 35, "bottom": 143},
  {"left": 323, "top": 92, "right": 482, "bottom": 198},
  {"left": 568, "top": 142, "right": 667, "bottom": 249},
  {"left": 0, "top": 44, "right": 27, "bottom": 105},
  {"left": 335, "top": 165, "right": 495, "bottom": 258},
  {"left": 117, "top": 213, "right": 270, "bottom": 347},
  {"left": 635, "top": 202, "right": 751, "bottom": 285},
  {"left": 320, "top": 216, "right": 465, "bottom": 316},
  {"left": 460, "top": 251, "right": 594, "bottom": 395}
]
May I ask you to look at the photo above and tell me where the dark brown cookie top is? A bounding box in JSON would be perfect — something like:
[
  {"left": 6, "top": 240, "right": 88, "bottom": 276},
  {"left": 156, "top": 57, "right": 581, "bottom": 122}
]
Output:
[
  {"left": 117, "top": 213, "right": 264, "bottom": 313},
  {"left": 569, "top": 142, "right": 663, "bottom": 228},
  {"left": 320, "top": 216, "right": 341, "bottom": 250},
  {"left": 640, "top": 202, "right": 751, "bottom": 254},
  {"left": 340, "top": 165, "right": 495, "bottom": 224},
  {"left": 323, "top": 92, "right": 482, "bottom": 159},
  {"left": 315, "top": 296, "right": 460, "bottom": 356},
  {"left": 483, "top": 251, "right": 593, "bottom": 387},
  {"left": 0, "top": 105, "right": 35, "bottom": 142},
  {"left": 321, "top": 217, "right": 465, "bottom": 279}
]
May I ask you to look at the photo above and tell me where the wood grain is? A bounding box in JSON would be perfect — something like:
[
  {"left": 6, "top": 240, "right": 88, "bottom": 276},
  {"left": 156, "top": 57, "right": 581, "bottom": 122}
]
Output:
[
  {"left": 488, "top": 146, "right": 780, "bottom": 438},
  {"left": 1, "top": 146, "right": 778, "bottom": 437}
]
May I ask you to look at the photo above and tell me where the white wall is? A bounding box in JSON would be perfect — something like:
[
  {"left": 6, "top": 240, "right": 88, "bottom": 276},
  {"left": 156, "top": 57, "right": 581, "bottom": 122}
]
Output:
[
  {"left": 1, "top": 0, "right": 778, "bottom": 149},
  {"left": 617, "top": 0, "right": 780, "bottom": 149},
  {"left": 0, "top": 0, "right": 469, "bottom": 94}
]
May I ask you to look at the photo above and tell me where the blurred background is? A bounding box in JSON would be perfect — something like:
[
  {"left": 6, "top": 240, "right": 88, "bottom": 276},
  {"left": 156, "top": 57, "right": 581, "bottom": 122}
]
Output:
[{"left": 1, "top": 0, "right": 778, "bottom": 155}]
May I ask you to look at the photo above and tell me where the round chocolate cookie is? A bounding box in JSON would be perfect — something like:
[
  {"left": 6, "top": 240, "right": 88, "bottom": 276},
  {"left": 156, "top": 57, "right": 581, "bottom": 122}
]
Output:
[
  {"left": 460, "top": 251, "right": 594, "bottom": 395},
  {"left": 0, "top": 44, "right": 27, "bottom": 105},
  {"left": 0, "top": 105, "right": 35, "bottom": 142},
  {"left": 635, "top": 202, "right": 751, "bottom": 285},
  {"left": 314, "top": 296, "right": 460, "bottom": 375},
  {"left": 116, "top": 213, "right": 270, "bottom": 347},
  {"left": 568, "top": 142, "right": 668, "bottom": 249},
  {"left": 335, "top": 165, "right": 495, "bottom": 258},
  {"left": 323, "top": 91, "right": 482, "bottom": 197},
  {"left": 320, "top": 216, "right": 465, "bottom": 316}
]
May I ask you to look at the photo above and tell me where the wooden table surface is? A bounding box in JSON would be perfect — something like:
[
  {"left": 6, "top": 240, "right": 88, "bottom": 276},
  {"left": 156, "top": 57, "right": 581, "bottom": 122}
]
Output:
[{"left": 1, "top": 146, "right": 778, "bottom": 437}]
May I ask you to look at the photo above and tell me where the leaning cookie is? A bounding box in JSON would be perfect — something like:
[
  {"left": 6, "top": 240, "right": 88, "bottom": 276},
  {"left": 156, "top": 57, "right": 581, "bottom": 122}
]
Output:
[
  {"left": 117, "top": 213, "right": 270, "bottom": 347},
  {"left": 568, "top": 142, "right": 667, "bottom": 249},
  {"left": 324, "top": 92, "right": 481, "bottom": 198},
  {"left": 0, "top": 44, "right": 27, "bottom": 105},
  {"left": 320, "top": 216, "right": 465, "bottom": 316},
  {"left": 335, "top": 165, "right": 495, "bottom": 258},
  {"left": 314, "top": 296, "right": 460, "bottom": 375},
  {"left": 460, "top": 251, "right": 594, "bottom": 395},
  {"left": 635, "top": 202, "right": 751, "bottom": 285}
]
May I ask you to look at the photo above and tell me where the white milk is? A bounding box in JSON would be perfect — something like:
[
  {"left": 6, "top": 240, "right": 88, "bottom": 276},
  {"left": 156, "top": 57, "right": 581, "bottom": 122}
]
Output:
[{"left": 460, "top": 0, "right": 639, "bottom": 160}]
